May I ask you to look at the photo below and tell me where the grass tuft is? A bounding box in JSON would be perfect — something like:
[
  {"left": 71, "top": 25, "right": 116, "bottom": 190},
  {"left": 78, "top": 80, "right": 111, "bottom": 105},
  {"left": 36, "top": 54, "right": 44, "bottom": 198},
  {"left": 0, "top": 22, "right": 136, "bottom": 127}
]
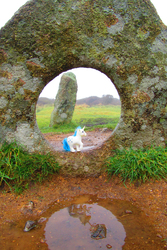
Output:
[
  {"left": 106, "top": 146, "right": 167, "bottom": 183},
  {"left": 0, "top": 141, "right": 60, "bottom": 193}
]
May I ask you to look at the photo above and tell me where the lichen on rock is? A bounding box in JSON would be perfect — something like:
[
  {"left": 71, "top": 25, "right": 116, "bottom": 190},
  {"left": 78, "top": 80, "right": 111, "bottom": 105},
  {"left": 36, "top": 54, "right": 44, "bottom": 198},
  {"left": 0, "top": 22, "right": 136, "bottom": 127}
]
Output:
[
  {"left": 0, "top": 0, "right": 167, "bottom": 174},
  {"left": 50, "top": 72, "right": 77, "bottom": 126}
]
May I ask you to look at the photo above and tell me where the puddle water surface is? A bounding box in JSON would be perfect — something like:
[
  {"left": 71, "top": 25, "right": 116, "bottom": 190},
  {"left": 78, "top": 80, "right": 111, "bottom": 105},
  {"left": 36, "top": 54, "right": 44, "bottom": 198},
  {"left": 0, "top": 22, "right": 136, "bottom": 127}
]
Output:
[
  {"left": 45, "top": 202, "right": 125, "bottom": 249},
  {"left": 0, "top": 195, "right": 164, "bottom": 250}
]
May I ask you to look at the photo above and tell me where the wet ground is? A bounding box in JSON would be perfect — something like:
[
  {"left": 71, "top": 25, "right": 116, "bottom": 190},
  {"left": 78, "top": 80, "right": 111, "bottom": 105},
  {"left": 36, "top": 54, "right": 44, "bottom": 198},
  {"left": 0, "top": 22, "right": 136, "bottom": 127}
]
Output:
[
  {"left": 0, "top": 130, "right": 167, "bottom": 249},
  {"left": 1, "top": 174, "right": 167, "bottom": 249},
  {"left": 43, "top": 195, "right": 165, "bottom": 250},
  {"left": 42, "top": 128, "right": 112, "bottom": 151}
]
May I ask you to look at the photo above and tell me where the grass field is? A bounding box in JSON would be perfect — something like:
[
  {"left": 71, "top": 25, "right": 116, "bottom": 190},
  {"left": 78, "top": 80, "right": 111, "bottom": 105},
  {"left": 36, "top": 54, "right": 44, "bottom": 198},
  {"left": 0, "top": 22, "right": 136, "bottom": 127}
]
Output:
[{"left": 36, "top": 104, "right": 121, "bottom": 133}]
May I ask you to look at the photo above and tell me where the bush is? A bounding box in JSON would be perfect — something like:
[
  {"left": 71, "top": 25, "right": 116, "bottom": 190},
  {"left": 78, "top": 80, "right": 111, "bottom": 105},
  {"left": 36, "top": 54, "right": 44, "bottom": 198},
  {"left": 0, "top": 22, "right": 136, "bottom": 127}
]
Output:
[
  {"left": 0, "top": 141, "right": 60, "bottom": 193},
  {"left": 106, "top": 146, "right": 167, "bottom": 183}
]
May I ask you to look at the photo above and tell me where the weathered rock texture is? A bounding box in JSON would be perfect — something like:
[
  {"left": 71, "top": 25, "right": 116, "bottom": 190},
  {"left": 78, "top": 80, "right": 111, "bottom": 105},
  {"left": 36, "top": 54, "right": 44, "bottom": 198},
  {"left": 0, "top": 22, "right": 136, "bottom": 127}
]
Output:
[
  {"left": 50, "top": 72, "right": 77, "bottom": 127},
  {"left": 0, "top": 0, "right": 167, "bottom": 174}
]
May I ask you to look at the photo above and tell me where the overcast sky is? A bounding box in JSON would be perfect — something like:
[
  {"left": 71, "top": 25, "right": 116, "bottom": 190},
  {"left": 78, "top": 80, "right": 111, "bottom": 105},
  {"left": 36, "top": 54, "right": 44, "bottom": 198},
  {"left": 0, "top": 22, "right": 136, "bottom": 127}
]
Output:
[{"left": 0, "top": 0, "right": 166, "bottom": 100}]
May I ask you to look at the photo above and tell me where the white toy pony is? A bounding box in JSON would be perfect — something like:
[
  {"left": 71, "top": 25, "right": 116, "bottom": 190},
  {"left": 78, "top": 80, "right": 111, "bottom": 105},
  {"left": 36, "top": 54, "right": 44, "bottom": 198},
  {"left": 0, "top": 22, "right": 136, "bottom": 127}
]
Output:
[{"left": 63, "top": 126, "right": 86, "bottom": 152}]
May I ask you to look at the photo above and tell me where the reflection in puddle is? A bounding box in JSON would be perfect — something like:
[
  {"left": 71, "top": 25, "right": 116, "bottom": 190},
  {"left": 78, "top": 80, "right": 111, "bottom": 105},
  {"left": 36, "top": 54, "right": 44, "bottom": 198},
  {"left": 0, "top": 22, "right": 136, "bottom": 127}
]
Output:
[
  {"left": 45, "top": 202, "right": 125, "bottom": 249},
  {"left": 0, "top": 195, "right": 165, "bottom": 250}
]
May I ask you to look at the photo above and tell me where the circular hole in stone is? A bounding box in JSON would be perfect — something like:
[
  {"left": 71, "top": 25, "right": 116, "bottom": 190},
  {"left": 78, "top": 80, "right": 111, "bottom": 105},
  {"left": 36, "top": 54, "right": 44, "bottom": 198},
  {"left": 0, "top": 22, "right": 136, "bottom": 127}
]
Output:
[{"left": 36, "top": 67, "right": 121, "bottom": 151}]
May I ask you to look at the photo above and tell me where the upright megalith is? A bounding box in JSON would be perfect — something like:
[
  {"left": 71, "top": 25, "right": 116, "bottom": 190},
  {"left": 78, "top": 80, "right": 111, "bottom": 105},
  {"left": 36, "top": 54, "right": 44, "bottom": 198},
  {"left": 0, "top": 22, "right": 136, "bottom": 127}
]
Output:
[
  {"left": 50, "top": 72, "right": 77, "bottom": 127},
  {"left": 0, "top": 0, "right": 167, "bottom": 161}
]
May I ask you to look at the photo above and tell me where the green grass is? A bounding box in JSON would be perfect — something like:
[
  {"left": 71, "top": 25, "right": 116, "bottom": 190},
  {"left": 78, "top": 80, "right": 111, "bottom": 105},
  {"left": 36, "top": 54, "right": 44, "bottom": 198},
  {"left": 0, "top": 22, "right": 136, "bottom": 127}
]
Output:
[
  {"left": 36, "top": 104, "right": 121, "bottom": 133},
  {"left": 0, "top": 141, "right": 60, "bottom": 193},
  {"left": 106, "top": 146, "right": 167, "bottom": 183}
]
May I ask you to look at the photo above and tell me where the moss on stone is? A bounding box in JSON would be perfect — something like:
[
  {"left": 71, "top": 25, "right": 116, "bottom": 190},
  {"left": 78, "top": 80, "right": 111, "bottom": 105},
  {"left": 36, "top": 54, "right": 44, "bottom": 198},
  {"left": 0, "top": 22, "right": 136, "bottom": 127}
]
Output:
[
  {"left": 132, "top": 90, "right": 151, "bottom": 104},
  {"left": 0, "top": 0, "right": 167, "bottom": 173},
  {"left": 0, "top": 70, "right": 12, "bottom": 79},
  {"left": 0, "top": 49, "right": 7, "bottom": 65},
  {"left": 13, "top": 78, "right": 26, "bottom": 90}
]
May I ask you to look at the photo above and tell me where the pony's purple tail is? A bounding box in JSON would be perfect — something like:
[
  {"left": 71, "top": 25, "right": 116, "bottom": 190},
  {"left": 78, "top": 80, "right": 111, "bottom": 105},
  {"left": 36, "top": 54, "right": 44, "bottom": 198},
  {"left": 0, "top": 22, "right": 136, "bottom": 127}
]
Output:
[{"left": 63, "top": 138, "right": 71, "bottom": 151}]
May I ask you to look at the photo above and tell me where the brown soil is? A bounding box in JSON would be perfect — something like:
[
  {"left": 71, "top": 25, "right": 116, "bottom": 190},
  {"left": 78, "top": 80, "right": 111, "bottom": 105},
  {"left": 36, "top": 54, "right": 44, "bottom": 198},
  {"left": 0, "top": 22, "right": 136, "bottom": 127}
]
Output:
[{"left": 0, "top": 130, "right": 167, "bottom": 249}]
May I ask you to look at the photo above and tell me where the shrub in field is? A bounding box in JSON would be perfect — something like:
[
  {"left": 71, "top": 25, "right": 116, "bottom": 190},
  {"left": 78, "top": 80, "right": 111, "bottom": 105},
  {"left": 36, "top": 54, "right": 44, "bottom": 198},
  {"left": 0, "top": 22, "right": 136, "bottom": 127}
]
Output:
[
  {"left": 106, "top": 146, "right": 167, "bottom": 183},
  {"left": 0, "top": 141, "right": 60, "bottom": 193}
]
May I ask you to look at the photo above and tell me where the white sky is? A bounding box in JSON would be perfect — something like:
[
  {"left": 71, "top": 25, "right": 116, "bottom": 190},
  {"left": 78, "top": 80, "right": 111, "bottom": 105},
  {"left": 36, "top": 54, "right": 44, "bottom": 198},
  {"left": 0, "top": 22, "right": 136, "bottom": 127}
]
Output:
[{"left": 0, "top": 0, "right": 166, "bottom": 100}]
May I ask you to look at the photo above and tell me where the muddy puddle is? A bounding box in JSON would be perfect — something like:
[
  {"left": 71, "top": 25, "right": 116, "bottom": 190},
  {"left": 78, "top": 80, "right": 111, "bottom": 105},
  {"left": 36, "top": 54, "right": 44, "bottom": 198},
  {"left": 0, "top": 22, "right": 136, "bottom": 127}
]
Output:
[{"left": 0, "top": 195, "right": 164, "bottom": 250}]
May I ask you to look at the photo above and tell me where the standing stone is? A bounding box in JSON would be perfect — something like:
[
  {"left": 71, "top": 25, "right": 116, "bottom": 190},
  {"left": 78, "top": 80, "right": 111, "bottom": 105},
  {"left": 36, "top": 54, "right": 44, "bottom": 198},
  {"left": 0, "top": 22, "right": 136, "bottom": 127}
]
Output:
[
  {"left": 50, "top": 72, "right": 77, "bottom": 127},
  {"left": 1, "top": 0, "right": 167, "bottom": 155}
]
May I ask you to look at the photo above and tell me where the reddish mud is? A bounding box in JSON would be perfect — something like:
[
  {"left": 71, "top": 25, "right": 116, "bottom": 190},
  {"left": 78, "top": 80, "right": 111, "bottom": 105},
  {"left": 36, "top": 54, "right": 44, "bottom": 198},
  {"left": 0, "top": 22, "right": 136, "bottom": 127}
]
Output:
[{"left": 0, "top": 174, "right": 167, "bottom": 249}]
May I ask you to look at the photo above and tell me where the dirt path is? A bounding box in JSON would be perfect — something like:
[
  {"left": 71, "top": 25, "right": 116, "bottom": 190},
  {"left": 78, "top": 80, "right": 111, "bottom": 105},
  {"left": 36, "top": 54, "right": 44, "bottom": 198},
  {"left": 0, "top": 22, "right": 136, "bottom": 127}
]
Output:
[{"left": 43, "top": 128, "right": 112, "bottom": 151}]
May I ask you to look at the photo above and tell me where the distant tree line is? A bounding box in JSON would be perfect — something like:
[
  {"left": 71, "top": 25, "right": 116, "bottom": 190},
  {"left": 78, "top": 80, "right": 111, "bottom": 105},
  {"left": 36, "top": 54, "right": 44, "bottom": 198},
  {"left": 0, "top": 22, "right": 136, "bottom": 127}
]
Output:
[
  {"left": 37, "top": 97, "right": 55, "bottom": 106},
  {"left": 37, "top": 95, "right": 121, "bottom": 106},
  {"left": 76, "top": 95, "right": 121, "bottom": 106}
]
